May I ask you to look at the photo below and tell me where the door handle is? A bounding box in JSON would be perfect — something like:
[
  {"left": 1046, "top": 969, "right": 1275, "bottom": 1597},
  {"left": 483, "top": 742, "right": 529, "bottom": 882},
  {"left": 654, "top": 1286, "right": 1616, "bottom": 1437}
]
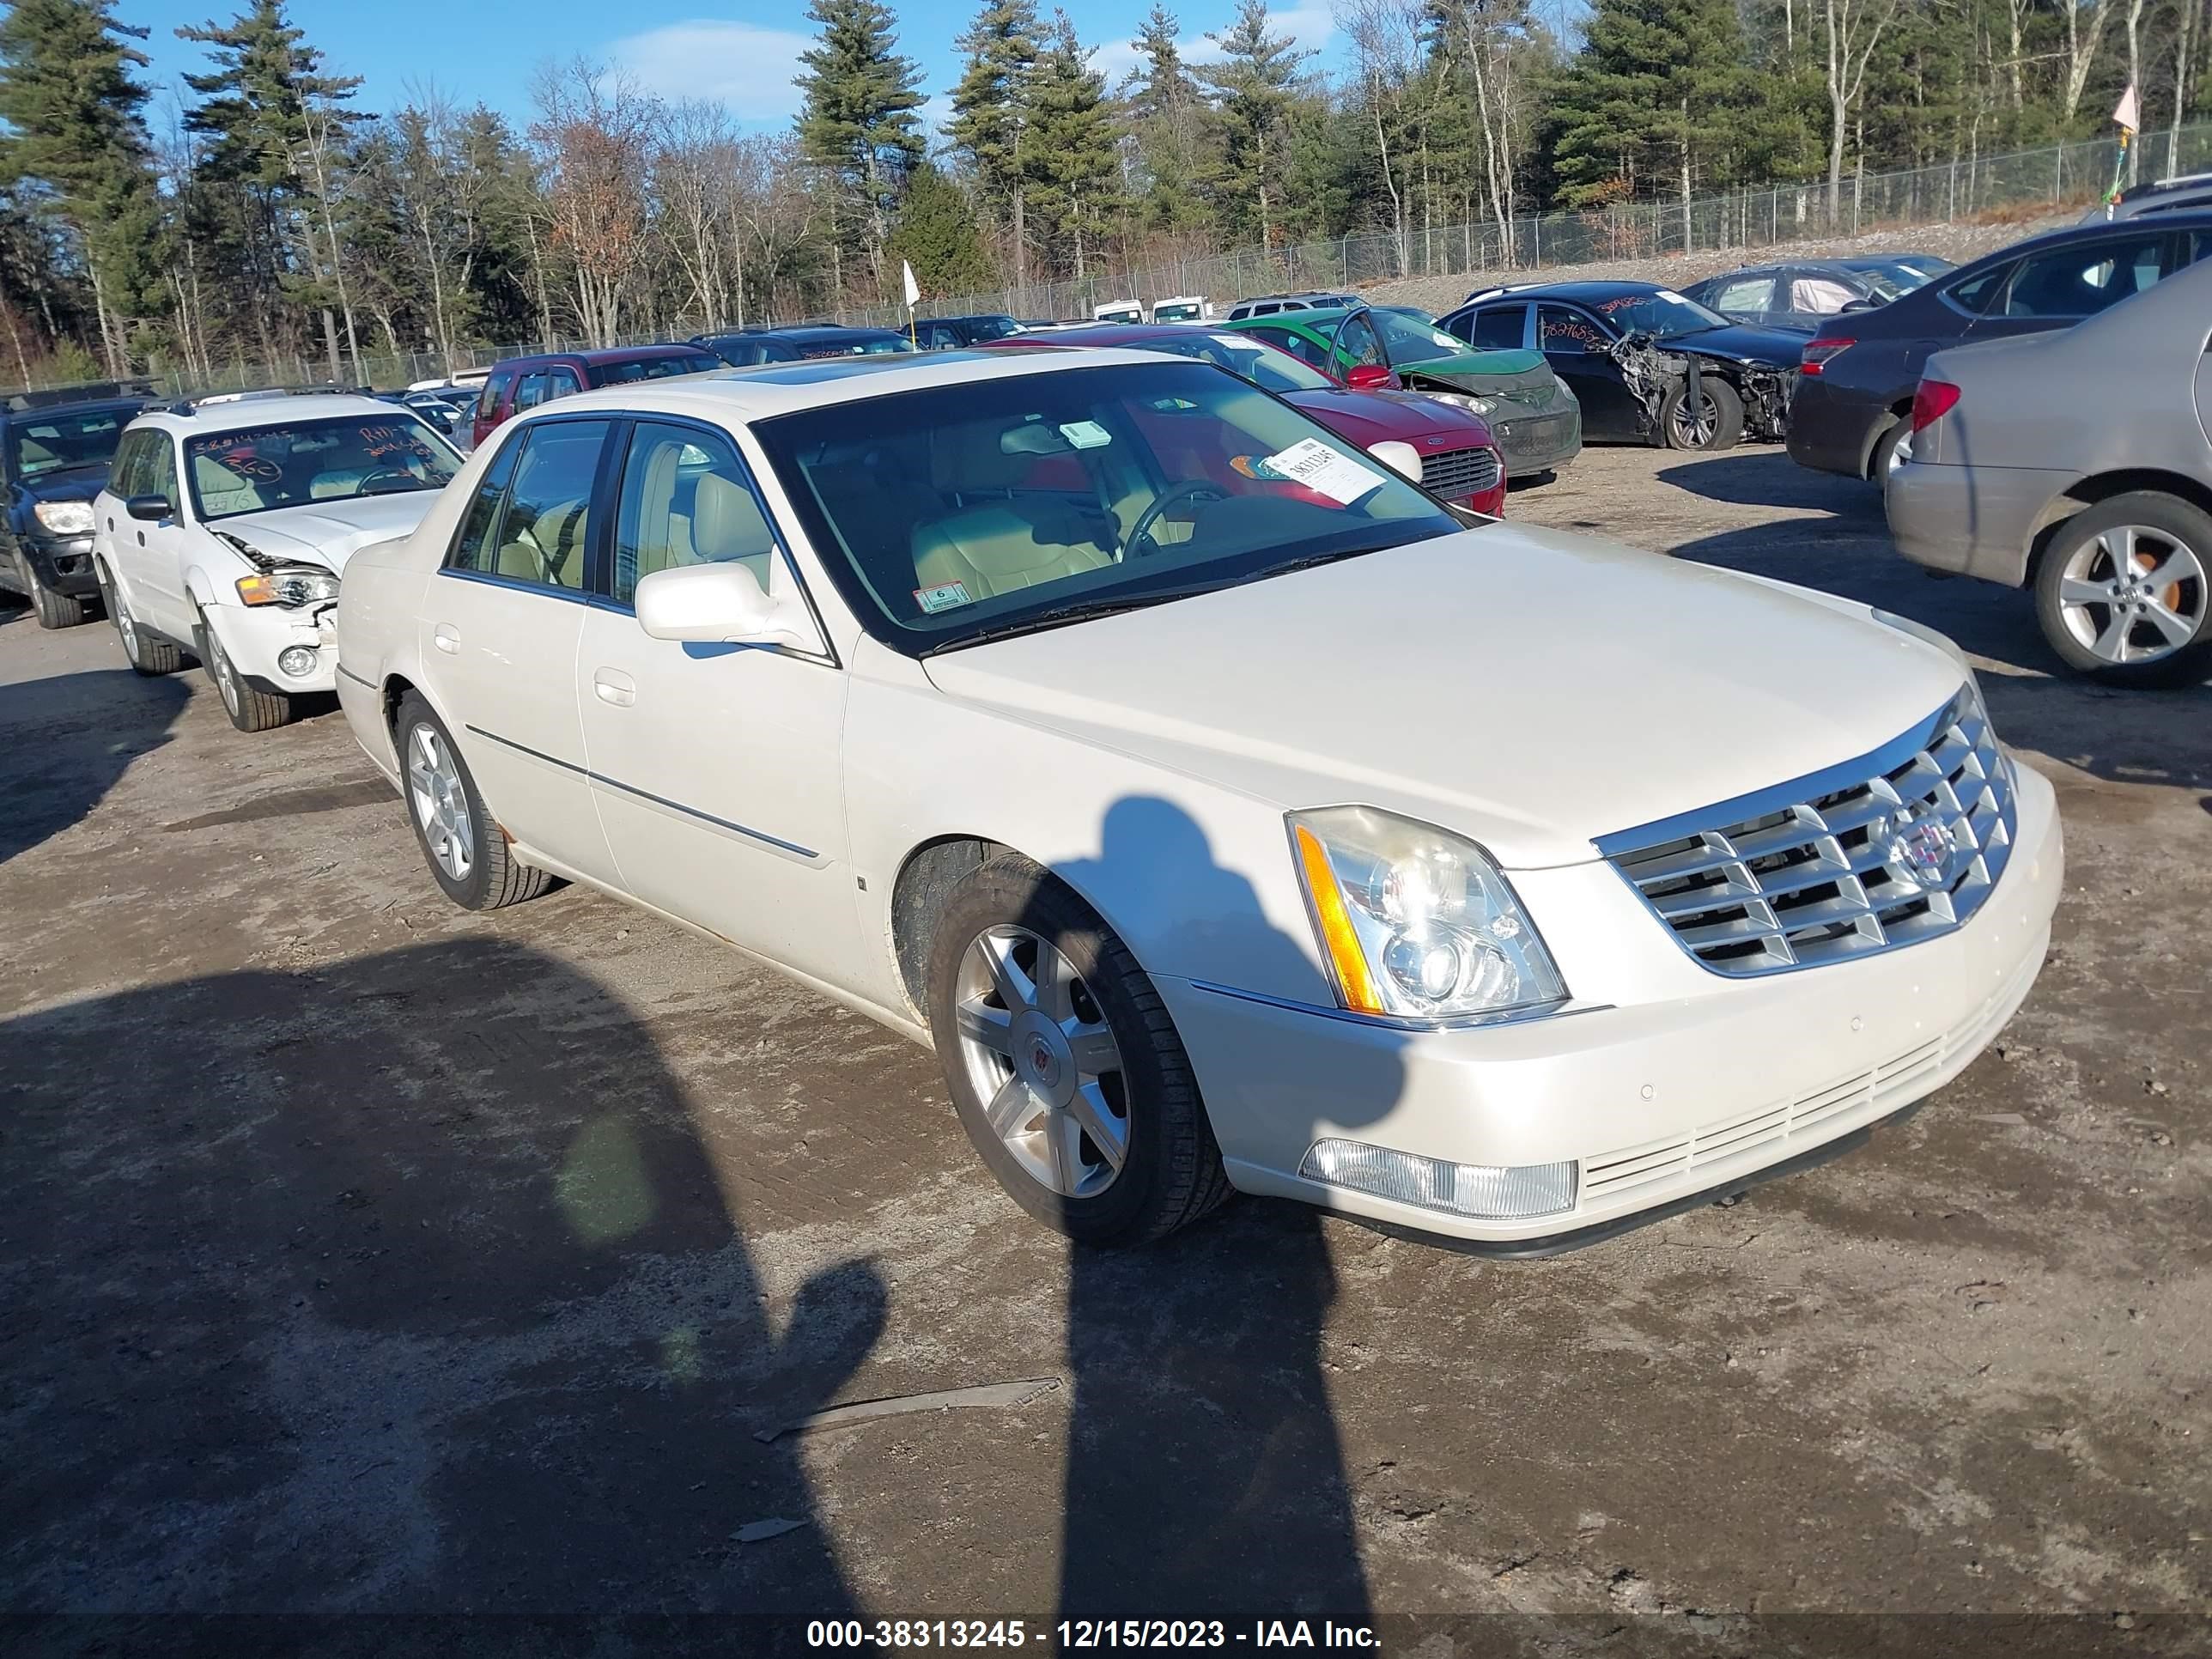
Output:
[
  {"left": 593, "top": 668, "right": 636, "bottom": 708},
  {"left": 433, "top": 624, "right": 460, "bottom": 654}
]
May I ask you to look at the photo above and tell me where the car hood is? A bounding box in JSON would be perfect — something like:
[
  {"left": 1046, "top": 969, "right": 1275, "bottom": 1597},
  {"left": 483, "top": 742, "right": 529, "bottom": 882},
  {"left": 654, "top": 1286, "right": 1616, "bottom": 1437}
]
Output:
[
  {"left": 1280, "top": 387, "right": 1492, "bottom": 448},
  {"left": 211, "top": 490, "right": 444, "bottom": 571},
  {"left": 1670, "top": 324, "right": 1808, "bottom": 369},
  {"left": 21, "top": 463, "right": 113, "bottom": 503},
  {"left": 1397, "top": 346, "right": 1547, "bottom": 379},
  {"left": 921, "top": 526, "right": 1962, "bottom": 869}
]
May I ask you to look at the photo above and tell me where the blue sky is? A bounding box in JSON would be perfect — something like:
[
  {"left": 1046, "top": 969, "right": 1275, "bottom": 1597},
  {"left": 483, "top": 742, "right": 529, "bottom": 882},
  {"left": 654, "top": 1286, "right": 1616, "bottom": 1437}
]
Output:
[{"left": 126, "top": 0, "right": 1346, "bottom": 143}]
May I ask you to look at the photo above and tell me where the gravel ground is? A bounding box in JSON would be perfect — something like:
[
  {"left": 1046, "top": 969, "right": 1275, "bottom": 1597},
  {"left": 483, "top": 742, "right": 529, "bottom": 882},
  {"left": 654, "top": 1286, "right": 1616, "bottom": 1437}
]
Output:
[
  {"left": 1, "top": 442, "right": 2207, "bottom": 1651},
  {"left": 1371, "top": 211, "right": 2079, "bottom": 315}
]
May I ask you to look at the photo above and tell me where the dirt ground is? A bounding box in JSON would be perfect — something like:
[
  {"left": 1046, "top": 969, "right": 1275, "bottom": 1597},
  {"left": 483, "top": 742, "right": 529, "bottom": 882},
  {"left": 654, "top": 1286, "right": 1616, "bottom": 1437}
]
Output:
[{"left": 2, "top": 443, "right": 2207, "bottom": 1649}]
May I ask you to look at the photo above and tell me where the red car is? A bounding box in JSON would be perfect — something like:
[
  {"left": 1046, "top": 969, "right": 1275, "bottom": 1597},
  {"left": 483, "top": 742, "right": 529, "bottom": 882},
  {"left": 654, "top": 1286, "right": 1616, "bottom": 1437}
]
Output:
[
  {"left": 979, "top": 324, "right": 1506, "bottom": 517},
  {"left": 470, "top": 344, "right": 725, "bottom": 448}
]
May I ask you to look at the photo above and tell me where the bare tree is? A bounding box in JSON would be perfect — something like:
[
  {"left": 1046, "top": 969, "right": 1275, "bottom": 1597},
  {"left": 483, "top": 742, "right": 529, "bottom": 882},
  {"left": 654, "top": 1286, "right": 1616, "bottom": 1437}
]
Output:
[
  {"left": 529, "top": 60, "right": 658, "bottom": 347},
  {"left": 1338, "top": 0, "right": 1423, "bottom": 275},
  {"left": 1824, "top": 0, "right": 1900, "bottom": 222},
  {"left": 657, "top": 100, "right": 740, "bottom": 331},
  {"left": 2063, "top": 0, "right": 2117, "bottom": 120}
]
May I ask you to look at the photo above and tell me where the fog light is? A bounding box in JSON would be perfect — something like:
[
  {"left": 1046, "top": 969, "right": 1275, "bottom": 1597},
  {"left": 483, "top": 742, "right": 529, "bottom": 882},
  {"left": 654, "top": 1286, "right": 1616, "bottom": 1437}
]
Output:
[
  {"left": 277, "top": 645, "right": 319, "bottom": 678},
  {"left": 1300, "top": 1138, "right": 1575, "bottom": 1220}
]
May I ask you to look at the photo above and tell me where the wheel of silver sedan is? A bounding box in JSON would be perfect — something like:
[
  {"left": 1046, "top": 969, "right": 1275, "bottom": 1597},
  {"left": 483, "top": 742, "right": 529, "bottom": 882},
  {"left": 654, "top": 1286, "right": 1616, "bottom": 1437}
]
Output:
[
  {"left": 406, "top": 720, "right": 476, "bottom": 884},
  {"left": 951, "top": 924, "right": 1129, "bottom": 1199},
  {"left": 2054, "top": 523, "right": 2207, "bottom": 666}
]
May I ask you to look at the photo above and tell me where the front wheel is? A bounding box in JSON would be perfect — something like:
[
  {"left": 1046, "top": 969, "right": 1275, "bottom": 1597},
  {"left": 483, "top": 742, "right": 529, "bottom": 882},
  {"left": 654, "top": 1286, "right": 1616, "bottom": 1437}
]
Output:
[
  {"left": 925, "top": 854, "right": 1231, "bottom": 1246},
  {"left": 1660, "top": 376, "right": 1745, "bottom": 452},
  {"left": 198, "top": 610, "right": 296, "bottom": 732},
  {"left": 2033, "top": 493, "right": 2212, "bottom": 687},
  {"left": 18, "top": 552, "right": 88, "bottom": 629},
  {"left": 392, "top": 692, "right": 552, "bottom": 910}
]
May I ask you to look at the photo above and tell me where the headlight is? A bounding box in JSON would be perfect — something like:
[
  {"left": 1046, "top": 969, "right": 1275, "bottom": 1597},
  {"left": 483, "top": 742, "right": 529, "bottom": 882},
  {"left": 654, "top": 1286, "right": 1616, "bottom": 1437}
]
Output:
[
  {"left": 1288, "top": 806, "right": 1566, "bottom": 1020},
  {"left": 33, "top": 501, "right": 94, "bottom": 535},
  {"left": 236, "top": 566, "right": 341, "bottom": 608},
  {"left": 1424, "top": 391, "right": 1496, "bottom": 416}
]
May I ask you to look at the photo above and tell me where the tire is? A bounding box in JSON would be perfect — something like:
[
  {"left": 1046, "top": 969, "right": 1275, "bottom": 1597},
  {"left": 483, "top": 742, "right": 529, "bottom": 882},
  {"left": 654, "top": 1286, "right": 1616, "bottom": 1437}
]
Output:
[
  {"left": 197, "top": 609, "right": 296, "bottom": 732},
  {"left": 1660, "top": 375, "right": 1745, "bottom": 452},
  {"left": 2033, "top": 492, "right": 2212, "bottom": 688},
  {"left": 19, "top": 552, "right": 89, "bottom": 629},
  {"left": 95, "top": 559, "right": 185, "bottom": 676},
  {"left": 392, "top": 691, "right": 552, "bottom": 910},
  {"left": 1867, "top": 416, "right": 1911, "bottom": 485},
  {"left": 925, "top": 852, "right": 1231, "bottom": 1247}
]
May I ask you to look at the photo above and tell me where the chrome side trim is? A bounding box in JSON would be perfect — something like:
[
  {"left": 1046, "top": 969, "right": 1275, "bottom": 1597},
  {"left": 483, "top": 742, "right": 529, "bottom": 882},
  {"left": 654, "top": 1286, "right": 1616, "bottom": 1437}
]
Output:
[{"left": 464, "top": 723, "right": 819, "bottom": 862}]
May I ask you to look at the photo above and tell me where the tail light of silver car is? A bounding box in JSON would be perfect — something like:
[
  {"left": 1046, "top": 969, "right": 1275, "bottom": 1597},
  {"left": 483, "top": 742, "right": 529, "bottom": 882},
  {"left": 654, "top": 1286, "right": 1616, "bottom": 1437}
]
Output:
[
  {"left": 1800, "top": 336, "right": 1854, "bottom": 375},
  {"left": 1911, "top": 378, "right": 1960, "bottom": 434}
]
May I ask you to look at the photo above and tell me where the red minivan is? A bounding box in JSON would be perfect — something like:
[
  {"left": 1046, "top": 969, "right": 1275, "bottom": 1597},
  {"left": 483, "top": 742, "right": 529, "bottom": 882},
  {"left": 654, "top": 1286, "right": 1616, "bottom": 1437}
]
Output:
[{"left": 470, "top": 344, "right": 725, "bottom": 448}]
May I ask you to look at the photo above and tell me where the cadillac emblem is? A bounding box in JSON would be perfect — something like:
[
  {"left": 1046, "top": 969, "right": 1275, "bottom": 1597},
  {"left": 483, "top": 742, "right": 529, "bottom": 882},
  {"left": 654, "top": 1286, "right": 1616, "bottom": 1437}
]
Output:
[{"left": 1872, "top": 804, "right": 1960, "bottom": 892}]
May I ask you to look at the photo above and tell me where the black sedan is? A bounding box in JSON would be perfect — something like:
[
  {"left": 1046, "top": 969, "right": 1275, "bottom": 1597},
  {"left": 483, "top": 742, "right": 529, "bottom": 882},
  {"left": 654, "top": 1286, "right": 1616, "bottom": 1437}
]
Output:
[
  {"left": 1437, "top": 280, "right": 1804, "bottom": 451},
  {"left": 1786, "top": 213, "right": 2212, "bottom": 482}
]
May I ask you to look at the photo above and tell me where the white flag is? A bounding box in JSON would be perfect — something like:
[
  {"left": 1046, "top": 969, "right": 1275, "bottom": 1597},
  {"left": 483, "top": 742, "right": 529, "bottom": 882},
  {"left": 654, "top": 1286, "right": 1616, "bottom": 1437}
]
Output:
[
  {"left": 2113, "top": 83, "right": 2141, "bottom": 133},
  {"left": 902, "top": 260, "right": 921, "bottom": 309}
]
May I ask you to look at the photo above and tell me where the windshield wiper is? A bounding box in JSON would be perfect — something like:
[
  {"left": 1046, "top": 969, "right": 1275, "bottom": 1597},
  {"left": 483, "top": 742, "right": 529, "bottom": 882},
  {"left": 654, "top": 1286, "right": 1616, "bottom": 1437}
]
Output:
[{"left": 919, "top": 540, "right": 1412, "bottom": 656}]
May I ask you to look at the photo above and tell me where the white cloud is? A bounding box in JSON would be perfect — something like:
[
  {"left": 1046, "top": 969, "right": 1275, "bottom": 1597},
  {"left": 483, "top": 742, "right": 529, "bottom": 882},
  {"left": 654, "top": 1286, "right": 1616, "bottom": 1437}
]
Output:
[{"left": 609, "top": 19, "right": 814, "bottom": 122}]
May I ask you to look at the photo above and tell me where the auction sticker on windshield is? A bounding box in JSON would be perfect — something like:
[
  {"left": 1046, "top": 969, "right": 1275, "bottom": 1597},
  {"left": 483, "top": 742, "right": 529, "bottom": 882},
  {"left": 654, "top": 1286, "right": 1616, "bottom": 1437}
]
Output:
[
  {"left": 1261, "top": 437, "right": 1382, "bottom": 505},
  {"left": 914, "top": 580, "right": 973, "bottom": 614}
]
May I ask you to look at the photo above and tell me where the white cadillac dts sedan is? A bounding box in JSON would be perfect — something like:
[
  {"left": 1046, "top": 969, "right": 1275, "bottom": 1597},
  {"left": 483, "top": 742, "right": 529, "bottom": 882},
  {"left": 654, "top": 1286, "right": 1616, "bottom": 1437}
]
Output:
[{"left": 333, "top": 349, "right": 2062, "bottom": 1251}]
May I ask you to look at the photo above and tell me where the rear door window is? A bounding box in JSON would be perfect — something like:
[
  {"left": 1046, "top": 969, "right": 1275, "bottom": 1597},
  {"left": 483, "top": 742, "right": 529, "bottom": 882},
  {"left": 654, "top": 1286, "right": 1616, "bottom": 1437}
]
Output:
[
  {"left": 1466, "top": 305, "right": 1527, "bottom": 349},
  {"left": 1712, "top": 276, "right": 1777, "bottom": 313},
  {"left": 2000, "top": 234, "right": 2168, "bottom": 317}
]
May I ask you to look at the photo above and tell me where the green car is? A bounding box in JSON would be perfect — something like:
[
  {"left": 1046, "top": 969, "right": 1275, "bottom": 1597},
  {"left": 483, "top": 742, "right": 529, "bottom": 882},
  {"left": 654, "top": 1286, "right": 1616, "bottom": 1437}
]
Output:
[{"left": 1222, "top": 303, "right": 1583, "bottom": 479}]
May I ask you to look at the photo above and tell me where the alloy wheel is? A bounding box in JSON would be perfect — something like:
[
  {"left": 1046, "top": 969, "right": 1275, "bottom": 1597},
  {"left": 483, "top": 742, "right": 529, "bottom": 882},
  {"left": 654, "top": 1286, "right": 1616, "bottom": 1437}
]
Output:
[
  {"left": 204, "top": 625, "right": 242, "bottom": 714},
  {"left": 2056, "top": 524, "right": 2206, "bottom": 666},
  {"left": 951, "top": 924, "right": 1129, "bottom": 1200},
  {"left": 103, "top": 568, "right": 137, "bottom": 658},
  {"left": 406, "top": 721, "right": 476, "bottom": 883},
  {"left": 1671, "top": 392, "right": 1718, "bottom": 448}
]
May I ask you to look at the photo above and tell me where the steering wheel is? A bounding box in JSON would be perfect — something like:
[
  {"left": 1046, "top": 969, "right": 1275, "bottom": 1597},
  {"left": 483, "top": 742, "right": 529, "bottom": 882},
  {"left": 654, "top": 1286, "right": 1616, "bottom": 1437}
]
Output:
[
  {"left": 1127, "top": 479, "right": 1231, "bottom": 555},
  {"left": 357, "top": 468, "right": 420, "bottom": 495}
]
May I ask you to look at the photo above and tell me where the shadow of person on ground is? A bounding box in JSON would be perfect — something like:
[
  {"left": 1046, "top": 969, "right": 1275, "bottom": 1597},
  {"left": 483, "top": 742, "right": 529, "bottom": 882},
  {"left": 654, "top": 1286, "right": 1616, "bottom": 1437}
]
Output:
[
  {"left": 0, "top": 667, "right": 190, "bottom": 865},
  {"left": 1039, "top": 797, "right": 1409, "bottom": 1620},
  {"left": 0, "top": 939, "right": 883, "bottom": 1616}
]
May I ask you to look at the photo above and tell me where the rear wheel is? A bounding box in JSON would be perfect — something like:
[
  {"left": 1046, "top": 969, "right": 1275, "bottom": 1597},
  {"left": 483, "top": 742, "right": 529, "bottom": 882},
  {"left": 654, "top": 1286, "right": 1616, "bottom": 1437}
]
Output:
[
  {"left": 926, "top": 854, "right": 1231, "bottom": 1246},
  {"left": 1660, "top": 377, "right": 1744, "bottom": 452},
  {"left": 2033, "top": 493, "right": 2212, "bottom": 687},
  {"left": 96, "top": 560, "right": 184, "bottom": 676},
  {"left": 198, "top": 610, "right": 296, "bottom": 732},
  {"left": 393, "top": 692, "right": 552, "bottom": 910},
  {"left": 1868, "top": 416, "right": 1912, "bottom": 484}
]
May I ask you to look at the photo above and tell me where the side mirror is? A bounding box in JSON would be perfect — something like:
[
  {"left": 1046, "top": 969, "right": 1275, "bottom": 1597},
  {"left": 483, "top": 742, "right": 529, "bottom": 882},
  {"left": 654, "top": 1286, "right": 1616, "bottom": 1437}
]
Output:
[
  {"left": 635, "top": 561, "right": 805, "bottom": 647},
  {"left": 1839, "top": 299, "right": 1877, "bottom": 313},
  {"left": 125, "top": 493, "right": 173, "bottom": 521},
  {"left": 1367, "top": 440, "right": 1423, "bottom": 483},
  {"left": 1345, "top": 362, "right": 1394, "bottom": 391}
]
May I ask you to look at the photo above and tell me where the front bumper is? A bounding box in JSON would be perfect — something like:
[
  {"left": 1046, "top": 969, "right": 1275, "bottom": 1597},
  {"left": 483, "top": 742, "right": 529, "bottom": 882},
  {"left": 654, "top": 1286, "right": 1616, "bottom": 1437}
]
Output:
[
  {"left": 203, "top": 599, "right": 341, "bottom": 696},
  {"left": 1491, "top": 404, "right": 1583, "bottom": 476},
  {"left": 1887, "top": 460, "right": 2069, "bottom": 587},
  {"left": 21, "top": 533, "right": 99, "bottom": 596},
  {"left": 1161, "top": 762, "right": 2062, "bottom": 1250}
]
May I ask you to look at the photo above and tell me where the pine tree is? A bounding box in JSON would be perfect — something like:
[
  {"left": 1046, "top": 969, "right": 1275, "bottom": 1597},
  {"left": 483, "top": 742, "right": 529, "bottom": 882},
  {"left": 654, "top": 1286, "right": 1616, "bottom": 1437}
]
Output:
[
  {"left": 886, "top": 161, "right": 994, "bottom": 297},
  {"left": 0, "top": 0, "right": 164, "bottom": 374},
  {"left": 1024, "top": 13, "right": 1121, "bottom": 282},
  {"left": 177, "top": 0, "right": 368, "bottom": 372},
  {"left": 795, "top": 0, "right": 927, "bottom": 295},
  {"left": 948, "top": 0, "right": 1041, "bottom": 216},
  {"left": 1545, "top": 0, "right": 1755, "bottom": 213},
  {"left": 1121, "top": 4, "right": 1217, "bottom": 232},
  {"left": 1199, "top": 0, "right": 1311, "bottom": 246}
]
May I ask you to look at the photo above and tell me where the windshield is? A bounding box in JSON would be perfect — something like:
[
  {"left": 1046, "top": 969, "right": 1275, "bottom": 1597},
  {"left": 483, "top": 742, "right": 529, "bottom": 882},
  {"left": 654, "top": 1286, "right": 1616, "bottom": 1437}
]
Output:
[
  {"left": 963, "top": 316, "right": 1021, "bottom": 341},
  {"left": 1370, "top": 308, "right": 1468, "bottom": 360},
  {"left": 183, "top": 413, "right": 460, "bottom": 521},
  {"left": 1134, "top": 332, "right": 1336, "bottom": 394},
  {"left": 1589, "top": 290, "right": 1729, "bottom": 339},
  {"left": 588, "top": 352, "right": 723, "bottom": 386},
  {"left": 11, "top": 408, "right": 130, "bottom": 479},
  {"left": 753, "top": 361, "right": 1458, "bottom": 654},
  {"left": 1152, "top": 303, "right": 1203, "bottom": 321}
]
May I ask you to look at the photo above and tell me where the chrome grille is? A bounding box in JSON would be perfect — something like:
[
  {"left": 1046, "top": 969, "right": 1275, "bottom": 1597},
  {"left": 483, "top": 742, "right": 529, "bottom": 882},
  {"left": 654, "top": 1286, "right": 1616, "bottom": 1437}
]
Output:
[
  {"left": 1599, "top": 690, "right": 2016, "bottom": 977},
  {"left": 1421, "top": 445, "right": 1502, "bottom": 501}
]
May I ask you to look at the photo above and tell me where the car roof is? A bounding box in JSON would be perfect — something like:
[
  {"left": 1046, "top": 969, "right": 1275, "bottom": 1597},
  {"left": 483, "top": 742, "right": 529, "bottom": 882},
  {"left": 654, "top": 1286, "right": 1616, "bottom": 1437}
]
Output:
[
  {"left": 493, "top": 343, "right": 711, "bottom": 370},
  {"left": 137, "top": 392, "right": 410, "bottom": 433},
  {"left": 1988, "top": 208, "right": 2212, "bottom": 252},
  {"left": 3, "top": 396, "right": 147, "bottom": 422},
  {"left": 1467, "top": 279, "right": 1670, "bottom": 304},
  {"left": 501, "top": 347, "right": 1207, "bottom": 426}
]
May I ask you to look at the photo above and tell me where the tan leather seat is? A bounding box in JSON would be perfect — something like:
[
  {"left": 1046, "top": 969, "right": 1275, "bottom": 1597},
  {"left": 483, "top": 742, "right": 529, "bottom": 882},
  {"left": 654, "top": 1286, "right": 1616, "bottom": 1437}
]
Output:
[
  {"left": 687, "top": 471, "right": 775, "bottom": 589},
  {"left": 910, "top": 421, "right": 1114, "bottom": 600},
  {"left": 497, "top": 498, "right": 588, "bottom": 586}
]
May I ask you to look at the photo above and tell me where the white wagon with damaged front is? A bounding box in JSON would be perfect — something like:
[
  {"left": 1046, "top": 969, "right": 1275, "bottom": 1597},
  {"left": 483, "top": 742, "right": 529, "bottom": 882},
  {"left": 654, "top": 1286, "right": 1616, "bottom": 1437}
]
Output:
[{"left": 328, "top": 347, "right": 2063, "bottom": 1251}]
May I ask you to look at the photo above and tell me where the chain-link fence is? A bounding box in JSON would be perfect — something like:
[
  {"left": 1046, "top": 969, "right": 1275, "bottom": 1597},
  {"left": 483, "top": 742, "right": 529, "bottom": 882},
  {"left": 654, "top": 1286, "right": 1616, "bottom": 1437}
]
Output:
[{"left": 13, "top": 120, "right": 2209, "bottom": 399}]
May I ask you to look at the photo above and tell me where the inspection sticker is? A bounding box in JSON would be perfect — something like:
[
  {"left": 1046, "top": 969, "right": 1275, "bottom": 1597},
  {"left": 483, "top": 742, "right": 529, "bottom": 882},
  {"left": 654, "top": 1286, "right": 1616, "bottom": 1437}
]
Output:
[
  {"left": 1058, "top": 420, "right": 1113, "bottom": 449},
  {"left": 913, "top": 581, "right": 973, "bottom": 614},
  {"left": 1261, "top": 437, "right": 1382, "bottom": 504}
]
